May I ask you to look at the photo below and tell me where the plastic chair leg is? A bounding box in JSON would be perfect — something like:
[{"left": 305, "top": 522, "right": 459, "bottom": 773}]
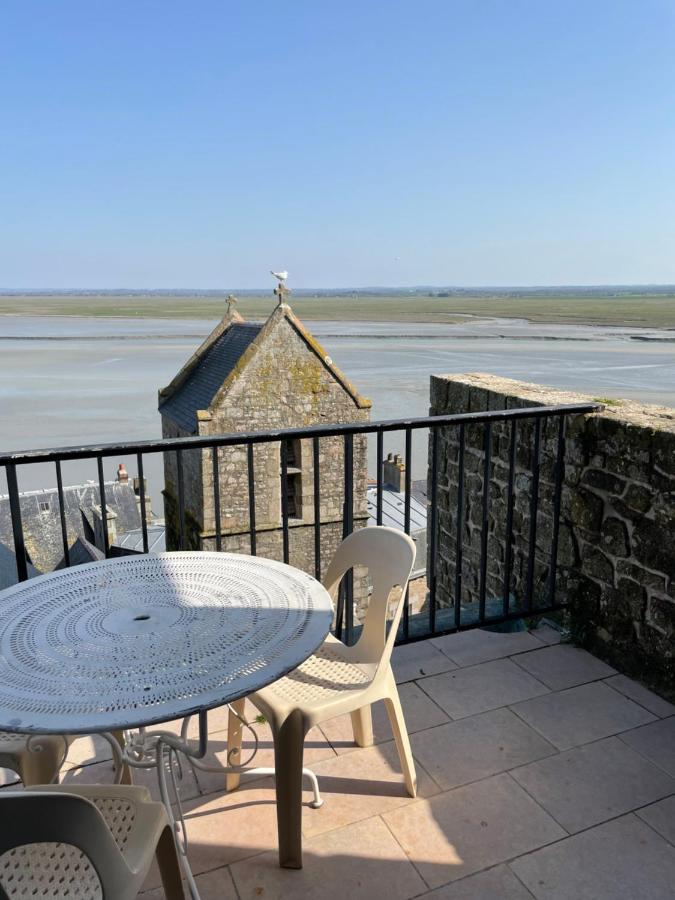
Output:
[
  {"left": 350, "top": 705, "right": 374, "bottom": 747},
  {"left": 17, "top": 740, "right": 65, "bottom": 786},
  {"left": 384, "top": 690, "right": 417, "bottom": 798},
  {"left": 226, "top": 698, "right": 246, "bottom": 792},
  {"left": 273, "top": 710, "right": 307, "bottom": 869},
  {"left": 155, "top": 825, "right": 185, "bottom": 899}
]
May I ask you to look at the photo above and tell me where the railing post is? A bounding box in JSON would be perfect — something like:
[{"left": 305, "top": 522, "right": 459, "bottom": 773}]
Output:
[
  {"left": 428, "top": 427, "right": 439, "bottom": 634},
  {"left": 212, "top": 446, "right": 222, "bottom": 553},
  {"left": 454, "top": 423, "right": 466, "bottom": 629},
  {"left": 548, "top": 415, "right": 567, "bottom": 606},
  {"left": 525, "top": 417, "right": 543, "bottom": 610},
  {"left": 96, "top": 456, "right": 110, "bottom": 556},
  {"left": 6, "top": 464, "right": 28, "bottom": 582},
  {"left": 55, "top": 460, "right": 71, "bottom": 567},
  {"left": 136, "top": 452, "right": 149, "bottom": 554},
  {"left": 280, "top": 440, "right": 290, "bottom": 564},
  {"left": 312, "top": 437, "right": 321, "bottom": 580},
  {"left": 247, "top": 443, "right": 257, "bottom": 556},
  {"left": 478, "top": 422, "right": 492, "bottom": 623}
]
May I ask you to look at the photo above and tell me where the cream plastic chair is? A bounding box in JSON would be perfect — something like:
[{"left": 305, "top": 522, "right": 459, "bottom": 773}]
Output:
[
  {"left": 0, "top": 732, "right": 69, "bottom": 786},
  {"left": 228, "top": 525, "right": 417, "bottom": 869},
  {"left": 0, "top": 784, "right": 183, "bottom": 900}
]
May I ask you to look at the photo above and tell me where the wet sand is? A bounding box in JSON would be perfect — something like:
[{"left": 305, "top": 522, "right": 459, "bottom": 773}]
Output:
[{"left": 1, "top": 316, "right": 674, "bottom": 505}]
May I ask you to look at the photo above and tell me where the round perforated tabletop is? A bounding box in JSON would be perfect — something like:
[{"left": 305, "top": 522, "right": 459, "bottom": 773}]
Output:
[{"left": 0, "top": 552, "right": 333, "bottom": 735}]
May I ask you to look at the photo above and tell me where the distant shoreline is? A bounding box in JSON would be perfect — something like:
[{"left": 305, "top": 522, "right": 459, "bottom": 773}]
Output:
[{"left": 1, "top": 289, "right": 675, "bottom": 329}]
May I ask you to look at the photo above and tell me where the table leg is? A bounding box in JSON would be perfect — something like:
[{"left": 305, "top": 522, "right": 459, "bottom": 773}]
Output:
[
  {"left": 274, "top": 709, "right": 306, "bottom": 869},
  {"left": 112, "top": 729, "right": 133, "bottom": 785}
]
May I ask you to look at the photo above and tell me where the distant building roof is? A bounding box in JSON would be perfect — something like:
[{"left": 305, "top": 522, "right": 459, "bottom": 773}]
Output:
[
  {"left": 64, "top": 536, "right": 106, "bottom": 567},
  {"left": 159, "top": 322, "right": 262, "bottom": 432},
  {"left": 0, "top": 480, "right": 142, "bottom": 587},
  {"left": 367, "top": 485, "right": 427, "bottom": 578},
  {"left": 0, "top": 542, "right": 39, "bottom": 591},
  {"left": 115, "top": 524, "right": 166, "bottom": 554},
  {"left": 367, "top": 487, "right": 427, "bottom": 533}
]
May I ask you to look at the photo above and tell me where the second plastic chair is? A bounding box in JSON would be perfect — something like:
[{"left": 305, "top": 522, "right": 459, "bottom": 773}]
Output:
[{"left": 227, "top": 525, "right": 417, "bottom": 869}]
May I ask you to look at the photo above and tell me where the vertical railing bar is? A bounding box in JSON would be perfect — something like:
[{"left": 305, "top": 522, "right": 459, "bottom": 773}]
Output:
[
  {"left": 478, "top": 422, "right": 492, "bottom": 623},
  {"left": 343, "top": 433, "right": 354, "bottom": 644},
  {"left": 96, "top": 456, "right": 110, "bottom": 557},
  {"left": 548, "top": 415, "right": 566, "bottom": 606},
  {"left": 454, "top": 423, "right": 465, "bottom": 629},
  {"left": 428, "top": 427, "right": 439, "bottom": 634},
  {"left": 312, "top": 437, "right": 321, "bottom": 580},
  {"left": 212, "top": 446, "right": 222, "bottom": 553},
  {"left": 376, "top": 430, "right": 384, "bottom": 526},
  {"left": 135, "top": 452, "right": 149, "bottom": 554},
  {"left": 6, "top": 463, "right": 28, "bottom": 582},
  {"left": 502, "top": 419, "right": 517, "bottom": 616},
  {"left": 246, "top": 443, "right": 256, "bottom": 556},
  {"left": 55, "top": 460, "right": 70, "bottom": 567},
  {"left": 176, "top": 449, "right": 186, "bottom": 551},
  {"left": 403, "top": 426, "right": 412, "bottom": 641},
  {"left": 280, "top": 440, "right": 290, "bottom": 565},
  {"left": 525, "top": 417, "right": 543, "bottom": 610}
]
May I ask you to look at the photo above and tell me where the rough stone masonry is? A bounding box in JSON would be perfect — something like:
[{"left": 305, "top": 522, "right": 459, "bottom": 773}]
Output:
[
  {"left": 159, "top": 300, "right": 372, "bottom": 617},
  {"left": 429, "top": 373, "right": 674, "bottom": 700}
]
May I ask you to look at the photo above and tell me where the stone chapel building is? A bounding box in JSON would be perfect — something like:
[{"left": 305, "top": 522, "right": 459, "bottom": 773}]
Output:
[{"left": 158, "top": 294, "right": 371, "bottom": 591}]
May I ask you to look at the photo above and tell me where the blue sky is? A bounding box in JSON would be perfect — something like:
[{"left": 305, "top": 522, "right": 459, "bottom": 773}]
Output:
[{"left": 1, "top": 1, "right": 673, "bottom": 289}]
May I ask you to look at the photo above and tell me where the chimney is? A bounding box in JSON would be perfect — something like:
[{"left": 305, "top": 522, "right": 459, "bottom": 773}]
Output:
[
  {"left": 117, "top": 463, "right": 129, "bottom": 484},
  {"left": 133, "top": 476, "right": 152, "bottom": 518},
  {"left": 92, "top": 504, "right": 118, "bottom": 550},
  {"left": 383, "top": 452, "right": 405, "bottom": 492}
]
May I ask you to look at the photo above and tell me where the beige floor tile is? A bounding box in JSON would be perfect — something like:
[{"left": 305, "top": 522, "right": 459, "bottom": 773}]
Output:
[
  {"left": 511, "top": 735, "right": 675, "bottom": 833},
  {"left": 513, "top": 644, "right": 616, "bottom": 690},
  {"left": 301, "top": 739, "right": 439, "bottom": 837},
  {"left": 64, "top": 733, "right": 114, "bottom": 769},
  {"left": 140, "top": 865, "right": 238, "bottom": 899},
  {"left": 193, "top": 722, "right": 335, "bottom": 796},
  {"left": 420, "top": 658, "right": 549, "bottom": 720},
  {"left": 512, "top": 681, "right": 656, "bottom": 750},
  {"left": 510, "top": 813, "right": 675, "bottom": 899},
  {"left": 392, "top": 640, "right": 458, "bottom": 682},
  {"left": 637, "top": 795, "right": 675, "bottom": 845},
  {"left": 383, "top": 773, "right": 564, "bottom": 889},
  {"left": 620, "top": 716, "right": 675, "bottom": 776},
  {"left": 431, "top": 629, "right": 543, "bottom": 667},
  {"left": 230, "top": 815, "right": 427, "bottom": 900},
  {"left": 605, "top": 675, "right": 675, "bottom": 718},
  {"left": 179, "top": 779, "right": 280, "bottom": 875},
  {"left": 417, "top": 864, "right": 535, "bottom": 899},
  {"left": 411, "top": 707, "right": 556, "bottom": 790},
  {"left": 60, "top": 756, "right": 202, "bottom": 802},
  {"left": 319, "top": 682, "right": 449, "bottom": 754},
  {"left": 530, "top": 624, "right": 563, "bottom": 645}
]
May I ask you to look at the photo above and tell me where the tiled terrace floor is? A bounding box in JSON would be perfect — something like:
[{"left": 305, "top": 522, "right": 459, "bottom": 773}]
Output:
[{"left": 4, "top": 625, "right": 674, "bottom": 898}]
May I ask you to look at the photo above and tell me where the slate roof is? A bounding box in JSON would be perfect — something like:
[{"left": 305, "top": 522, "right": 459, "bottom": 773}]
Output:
[
  {"left": 159, "top": 322, "right": 262, "bottom": 432},
  {"left": 115, "top": 524, "right": 166, "bottom": 554},
  {"left": 0, "top": 481, "right": 142, "bottom": 586}
]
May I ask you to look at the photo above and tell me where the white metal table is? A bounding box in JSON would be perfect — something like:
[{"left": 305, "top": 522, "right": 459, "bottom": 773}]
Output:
[{"left": 0, "top": 551, "right": 334, "bottom": 895}]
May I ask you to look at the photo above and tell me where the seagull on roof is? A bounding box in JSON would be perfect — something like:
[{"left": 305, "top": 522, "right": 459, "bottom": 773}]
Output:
[{"left": 271, "top": 270, "right": 288, "bottom": 283}]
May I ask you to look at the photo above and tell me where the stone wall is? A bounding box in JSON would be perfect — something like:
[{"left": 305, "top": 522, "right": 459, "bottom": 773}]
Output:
[{"left": 430, "top": 373, "right": 675, "bottom": 699}]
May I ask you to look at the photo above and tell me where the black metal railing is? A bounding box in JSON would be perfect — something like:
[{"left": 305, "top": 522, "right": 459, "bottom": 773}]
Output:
[{"left": 0, "top": 402, "right": 601, "bottom": 645}]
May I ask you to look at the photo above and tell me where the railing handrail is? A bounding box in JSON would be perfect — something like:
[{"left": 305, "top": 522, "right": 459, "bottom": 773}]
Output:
[{"left": 0, "top": 402, "right": 603, "bottom": 465}]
